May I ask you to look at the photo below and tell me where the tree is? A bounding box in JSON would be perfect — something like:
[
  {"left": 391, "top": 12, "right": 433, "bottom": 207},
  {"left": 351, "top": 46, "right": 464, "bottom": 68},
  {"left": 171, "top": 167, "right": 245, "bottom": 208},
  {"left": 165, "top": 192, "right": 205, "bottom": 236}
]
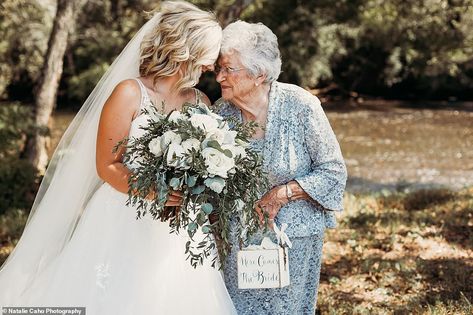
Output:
[
  {"left": 25, "top": 0, "right": 87, "bottom": 174},
  {"left": 0, "top": 0, "right": 52, "bottom": 100},
  {"left": 189, "top": 0, "right": 257, "bottom": 26}
]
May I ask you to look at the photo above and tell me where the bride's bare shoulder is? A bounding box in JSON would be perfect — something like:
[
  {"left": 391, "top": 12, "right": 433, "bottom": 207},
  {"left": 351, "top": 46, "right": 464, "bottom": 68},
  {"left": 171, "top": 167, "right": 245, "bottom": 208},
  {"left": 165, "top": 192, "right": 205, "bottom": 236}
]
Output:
[
  {"left": 111, "top": 79, "right": 141, "bottom": 102},
  {"left": 102, "top": 79, "right": 141, "bottom": 116}
]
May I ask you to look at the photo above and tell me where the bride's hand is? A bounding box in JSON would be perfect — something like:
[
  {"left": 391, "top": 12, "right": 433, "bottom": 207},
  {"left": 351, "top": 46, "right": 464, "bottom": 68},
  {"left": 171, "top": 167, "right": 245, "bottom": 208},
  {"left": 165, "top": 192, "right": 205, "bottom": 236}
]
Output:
[{"left": 144, "top": 189, "right": 183, "bottom": 207}]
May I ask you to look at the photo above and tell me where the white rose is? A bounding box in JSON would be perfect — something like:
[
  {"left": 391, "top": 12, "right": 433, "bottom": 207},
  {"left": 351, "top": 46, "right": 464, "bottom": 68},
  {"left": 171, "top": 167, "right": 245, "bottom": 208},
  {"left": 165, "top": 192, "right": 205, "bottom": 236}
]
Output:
[
  {"left": 204, "top": 177, "right": 226, "bottom": 194},
  {"left": 201, "top": 147, "right": 235, "bottom": 178},
  {"left": 168, "top": 111, "right": 186, "bottom": 123},
  {"left": 220, "top": 121, "right": 231, "bottom": 131},
  {"left": 148, "top": 137, "right": 163, "bottom": 157},
  {"left": 222, "top": 144, "right": 247, "bottom": 159},
  {"left": 161, "top": 130, "right": 182, "bottom": 150},
  {"left": 166, "top": 142, "right": 186, "bottom": 168},
  {"left": 205, "top": 129, "right": 237, "bottom": 146},
  {"left": 209, "top": 112, "right": 224, "bottom": 121},
  {"left": 189, "top": 114, "right": 219, "bottom": 133},
  {"left": 182, "top": 138, "right": 201, "bottom": 152}
]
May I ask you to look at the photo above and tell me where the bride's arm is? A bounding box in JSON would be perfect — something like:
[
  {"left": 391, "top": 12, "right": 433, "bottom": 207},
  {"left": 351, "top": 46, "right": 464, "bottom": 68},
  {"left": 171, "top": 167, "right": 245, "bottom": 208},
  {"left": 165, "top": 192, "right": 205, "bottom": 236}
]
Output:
[
  {"left": 96, "top": 79, "right": 183, "bottom": 206},
  {"left": 96, "top": 79, "right": 140, "bottom": 194}
]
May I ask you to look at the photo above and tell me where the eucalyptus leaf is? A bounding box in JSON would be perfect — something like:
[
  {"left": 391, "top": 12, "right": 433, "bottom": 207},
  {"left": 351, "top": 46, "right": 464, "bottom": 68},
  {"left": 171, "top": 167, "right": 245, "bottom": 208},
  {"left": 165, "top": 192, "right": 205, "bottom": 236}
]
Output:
[
  {"left": 206, "top": 140, "right": 222, "bottom": 151},
  {"left": 191, "top": 185, "right": 205, "bottom": 195},
  {"left": 201, "top": 203, "right": 213, "bottom": 214},
  {"left": 223, "top": 149, "right": 233, "bottom": 158},
  {"left": 187, "top": 175, "right": 197, "bottom": 187},
  {"left": 169, "top": 177, "right": 180, "bottom": 190},
  {"left": 187, "top": 222, "right": 198, "bottom": 232}
]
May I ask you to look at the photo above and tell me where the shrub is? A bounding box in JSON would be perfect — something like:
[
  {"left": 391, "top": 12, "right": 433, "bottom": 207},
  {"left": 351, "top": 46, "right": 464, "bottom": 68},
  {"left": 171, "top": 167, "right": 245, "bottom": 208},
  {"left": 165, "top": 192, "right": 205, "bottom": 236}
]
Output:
[{"left": 0, "top": 103, "right": 40, "bottom": 214}]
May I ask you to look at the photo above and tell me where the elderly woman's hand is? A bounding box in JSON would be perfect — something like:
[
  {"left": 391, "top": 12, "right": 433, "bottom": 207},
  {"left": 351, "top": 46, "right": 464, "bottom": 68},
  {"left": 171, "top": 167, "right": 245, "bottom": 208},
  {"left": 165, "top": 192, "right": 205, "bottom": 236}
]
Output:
[
  {"left": 255, "top": 185, "right": 288, "bottom": 226},
  {"left": 255, "top": 181, "right": 311, "bottom": 226}
]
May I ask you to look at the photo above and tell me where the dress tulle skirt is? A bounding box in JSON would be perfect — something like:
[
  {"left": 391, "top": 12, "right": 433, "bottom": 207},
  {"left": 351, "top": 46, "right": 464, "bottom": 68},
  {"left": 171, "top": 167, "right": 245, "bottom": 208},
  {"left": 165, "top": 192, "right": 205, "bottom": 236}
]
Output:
[{"left": 4, "top": 182, "right": 236, "bottom": 315}]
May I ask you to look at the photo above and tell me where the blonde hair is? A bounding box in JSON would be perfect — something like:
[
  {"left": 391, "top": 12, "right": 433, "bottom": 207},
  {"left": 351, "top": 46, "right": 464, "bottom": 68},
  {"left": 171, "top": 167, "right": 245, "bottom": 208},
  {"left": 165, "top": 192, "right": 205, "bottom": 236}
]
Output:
[{"left": 139, "top": 1, "right": 222, "bottom": 92}]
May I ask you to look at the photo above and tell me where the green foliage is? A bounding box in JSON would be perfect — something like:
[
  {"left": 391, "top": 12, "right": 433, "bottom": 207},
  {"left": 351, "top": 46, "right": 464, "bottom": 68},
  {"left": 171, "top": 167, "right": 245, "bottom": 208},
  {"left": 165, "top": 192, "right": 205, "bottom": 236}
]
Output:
[
  {"left": 0, "top": 159, "right": 38, "bottom": 216},
  {"left": 1, "top": 0, "right": 473, "bottom": 104},
  {"left": 61, "top": 0, "right": 154, "bottom": 106},
  {"left": 0, "top": 208, "right": 28, "bottom": 265},
  {"left": 0, "top": 103, "right": 39, "bottom": 157},
  {"left": 0, "top": 0, "right": 52, "bottom": 100},
  {"left": 0, "top": 103, "right": 40, "bottom": 214},
  {"left": 251, "top": 0, "right": 473, "bottom": 99},
  {"left": 120, "top": 103, "right": 268, "bottom": 267}
]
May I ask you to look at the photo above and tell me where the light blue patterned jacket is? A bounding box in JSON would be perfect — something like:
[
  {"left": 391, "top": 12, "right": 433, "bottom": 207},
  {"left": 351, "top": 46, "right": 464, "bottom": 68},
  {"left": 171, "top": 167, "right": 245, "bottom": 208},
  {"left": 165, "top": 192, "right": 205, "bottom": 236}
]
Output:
[{"left": 216, "top": 81, "right": 347, "bottom": 238}]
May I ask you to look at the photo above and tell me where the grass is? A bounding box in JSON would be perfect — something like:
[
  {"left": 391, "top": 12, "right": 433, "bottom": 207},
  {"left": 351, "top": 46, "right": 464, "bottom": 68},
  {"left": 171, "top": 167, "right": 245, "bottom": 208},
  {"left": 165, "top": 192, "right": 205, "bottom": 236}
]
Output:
[
  {"left": 317, "top": 187, "right": 473, "bottom": 314},
  {"left": 1, "top": 187, "right": 471, "bottom": 314},
  {"left": 1, "top": 106, "right": 472, "bottom": 313},
  {"left": 0, "top": 209, "right": 28, "bottom": 265}
]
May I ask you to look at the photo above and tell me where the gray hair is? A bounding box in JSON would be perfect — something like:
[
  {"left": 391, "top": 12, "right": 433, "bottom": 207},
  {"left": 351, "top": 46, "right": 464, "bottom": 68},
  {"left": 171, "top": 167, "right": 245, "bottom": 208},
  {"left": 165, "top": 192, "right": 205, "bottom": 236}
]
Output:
[{"left": 221, "top": 21, "right": 281, "bottom": 83}]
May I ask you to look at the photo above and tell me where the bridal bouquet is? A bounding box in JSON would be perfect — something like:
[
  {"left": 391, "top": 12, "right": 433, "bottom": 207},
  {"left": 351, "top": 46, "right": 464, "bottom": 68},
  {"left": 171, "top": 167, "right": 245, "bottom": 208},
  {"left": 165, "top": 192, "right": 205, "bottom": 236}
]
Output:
[{"left": 116, "top": 102, "right": 268, "bottom": 267}]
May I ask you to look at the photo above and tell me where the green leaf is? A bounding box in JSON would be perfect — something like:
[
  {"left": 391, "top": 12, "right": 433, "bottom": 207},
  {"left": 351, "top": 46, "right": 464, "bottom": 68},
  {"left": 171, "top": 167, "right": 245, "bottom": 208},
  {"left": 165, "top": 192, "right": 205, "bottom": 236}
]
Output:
[
  {"left": 187, "top": 175, "right": 197, "bottom": 188},
  {"left": 197, "top": 212, "right": 207, "bottom": 225},
  {"left": 169, "top": 177, "right": 180, "bottom": 190},
  {"left": 191, "top": 185, "right": 205, "bottom": 195},
  {"left": 203, "top": 177, "right": 225, "bottom": 193},
  {"left": 202, "top": 225, "right": 211, "bottom": 234},
  {"left": 187, "top": 222, "right": 198, "bottom": 232},
  {"left": 223, "top": 149, "right": 233, "bottom": 158},
  {"left": 206, "top": 140, "right": 222, "bottom": 151},
  {"left": 201, "top": 203, "right": 213, "bottom": 214}
]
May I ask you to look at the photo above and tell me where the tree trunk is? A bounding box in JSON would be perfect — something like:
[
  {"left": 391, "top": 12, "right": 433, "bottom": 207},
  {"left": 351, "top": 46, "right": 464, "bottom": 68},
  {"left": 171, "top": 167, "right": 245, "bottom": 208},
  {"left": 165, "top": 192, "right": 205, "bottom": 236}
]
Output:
[
  {"left": 25, "top": 0, "right": 86, "bottom": 174},
  {"left": 218, "top": 0, "right": 255, "bottom": 27}
]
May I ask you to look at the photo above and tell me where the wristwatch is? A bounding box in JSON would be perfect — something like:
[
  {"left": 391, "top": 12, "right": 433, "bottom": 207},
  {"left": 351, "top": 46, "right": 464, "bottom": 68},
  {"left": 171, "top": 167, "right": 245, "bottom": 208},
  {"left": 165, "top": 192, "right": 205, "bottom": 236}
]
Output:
[{"left": 285, "top": 183, "right": 294, "bottom": 201}]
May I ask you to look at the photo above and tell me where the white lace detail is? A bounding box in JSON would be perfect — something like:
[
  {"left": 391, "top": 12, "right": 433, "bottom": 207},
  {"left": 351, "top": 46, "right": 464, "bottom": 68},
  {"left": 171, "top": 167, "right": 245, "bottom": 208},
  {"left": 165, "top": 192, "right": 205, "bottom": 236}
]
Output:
[{"left": 94, "top": 263, "right": 112, "bottom": 290}]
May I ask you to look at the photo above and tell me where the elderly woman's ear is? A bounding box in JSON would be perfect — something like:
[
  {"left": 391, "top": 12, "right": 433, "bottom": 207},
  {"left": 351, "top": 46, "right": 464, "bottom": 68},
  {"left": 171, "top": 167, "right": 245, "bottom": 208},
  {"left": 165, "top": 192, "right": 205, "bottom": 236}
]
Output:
[{"left": 254, "top": 74, "right": 266, "bottom": 87}]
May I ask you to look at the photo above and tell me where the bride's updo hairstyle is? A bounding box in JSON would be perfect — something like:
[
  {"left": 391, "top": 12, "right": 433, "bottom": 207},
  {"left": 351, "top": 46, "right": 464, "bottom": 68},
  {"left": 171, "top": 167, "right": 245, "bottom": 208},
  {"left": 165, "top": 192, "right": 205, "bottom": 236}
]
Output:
[{"left": 139, "top": 1, "right": 222, "bottom": 91}]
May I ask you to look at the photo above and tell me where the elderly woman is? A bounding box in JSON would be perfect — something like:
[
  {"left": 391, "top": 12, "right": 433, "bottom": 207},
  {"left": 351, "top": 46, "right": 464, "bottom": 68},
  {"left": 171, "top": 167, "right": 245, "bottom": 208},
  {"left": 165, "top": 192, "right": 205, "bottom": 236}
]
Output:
[{"left": 215, "top": 21, "right": 347, "bottom": 314}]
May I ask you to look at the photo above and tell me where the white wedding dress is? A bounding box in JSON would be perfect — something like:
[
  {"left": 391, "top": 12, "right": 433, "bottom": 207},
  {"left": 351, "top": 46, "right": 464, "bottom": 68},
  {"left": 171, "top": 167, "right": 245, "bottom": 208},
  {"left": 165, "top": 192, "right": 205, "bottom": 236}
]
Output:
[{"left": 1, "top": 79, "right": 237, "bottom": 315}]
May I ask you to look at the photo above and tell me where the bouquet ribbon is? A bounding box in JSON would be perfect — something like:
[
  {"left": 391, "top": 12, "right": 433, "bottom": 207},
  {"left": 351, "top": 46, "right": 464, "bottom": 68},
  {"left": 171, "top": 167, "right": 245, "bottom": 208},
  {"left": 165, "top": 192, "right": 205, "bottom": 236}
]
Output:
[
  {"left": 274, "top": 223, "right": 293, "bottom": 248},
  {"left": 241, "top": 223, "right": 293, "bottom": 250}
]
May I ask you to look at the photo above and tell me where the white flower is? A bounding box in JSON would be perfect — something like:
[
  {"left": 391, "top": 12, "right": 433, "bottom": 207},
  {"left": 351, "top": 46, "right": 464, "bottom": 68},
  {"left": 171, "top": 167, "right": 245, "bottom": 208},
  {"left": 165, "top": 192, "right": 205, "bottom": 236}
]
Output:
[
  {"left": 204, "top": 177, "right": 226, "bottom": 193},
  {"left": 182, "top": 138, "right": 201, "bottom": 152},
  {"left": 148, "top": 137, "right": 163, "bottom": 157},
  {"left": 222, "top": 144, "right": 247, "bottom": 159},
  {"left": 201, "top": 147, "right": 235, "bottom": 178},
  {"left": 235, "top": 138, "right": 250, "bottom": 147},
  {"left": 189, "top": 114, "right": 219, "bottom": 133},
  {"left": 209, "top": 111, "right": 224, "bottom": 121},
  {"left": 220, "top": 121, "right": 231, "bottom": 131},
  {"left": 205, "top": 129, "right": 237, "bottom": 146},
  {"left": 161, "top": 130, "right": 182, "bottom": 150},
  {"left": 166, "top": 142, "right": 186, "bottom": 168},
  {"left": 168, "top": 111, "right": 186, "bottom": 123}
]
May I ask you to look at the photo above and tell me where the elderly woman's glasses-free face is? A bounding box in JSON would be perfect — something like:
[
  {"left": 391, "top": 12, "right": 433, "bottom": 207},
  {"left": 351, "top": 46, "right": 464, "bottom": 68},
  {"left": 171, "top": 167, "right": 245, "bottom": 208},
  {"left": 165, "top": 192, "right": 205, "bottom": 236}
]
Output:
[{"left": 214, "top": 65, "right": 245, "bottom": 76}]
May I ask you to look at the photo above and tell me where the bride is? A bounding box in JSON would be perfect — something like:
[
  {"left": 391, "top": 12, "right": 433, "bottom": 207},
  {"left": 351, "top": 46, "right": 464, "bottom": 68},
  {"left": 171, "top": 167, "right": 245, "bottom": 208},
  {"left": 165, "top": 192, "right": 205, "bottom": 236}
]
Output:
[{"left": 0, "top": 1, "right": 236, "bottom": 314}]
